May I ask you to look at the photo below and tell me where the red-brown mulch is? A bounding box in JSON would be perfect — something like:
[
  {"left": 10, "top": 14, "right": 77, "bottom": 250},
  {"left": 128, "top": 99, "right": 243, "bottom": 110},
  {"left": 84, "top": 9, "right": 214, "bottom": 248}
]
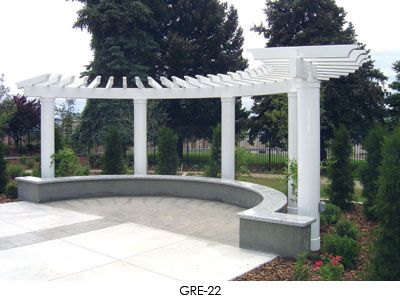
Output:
[
  {"left": 0, "top": 194, "right": 17, "bottom": 204},
  {"left": 235, "top": 204, "right": 377, "bottom": 281}
]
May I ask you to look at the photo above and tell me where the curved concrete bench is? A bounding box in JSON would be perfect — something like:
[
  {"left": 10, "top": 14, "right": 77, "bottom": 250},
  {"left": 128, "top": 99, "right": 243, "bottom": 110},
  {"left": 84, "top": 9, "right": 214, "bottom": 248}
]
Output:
[{"left": 16, "top": 175, "right": 315, "bottom": 257}]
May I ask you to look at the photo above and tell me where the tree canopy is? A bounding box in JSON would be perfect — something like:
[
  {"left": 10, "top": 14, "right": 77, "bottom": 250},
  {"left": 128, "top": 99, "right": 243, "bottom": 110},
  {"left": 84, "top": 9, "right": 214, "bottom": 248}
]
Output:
[
  {"left": 70, "top": 0, "right": 248, "bottom": 153},
  {"left": 386, "top": 60, "right": 400, "bottom": 125},
  {"left": 251, "top": 0, "right": 387, "bottom": 153}
]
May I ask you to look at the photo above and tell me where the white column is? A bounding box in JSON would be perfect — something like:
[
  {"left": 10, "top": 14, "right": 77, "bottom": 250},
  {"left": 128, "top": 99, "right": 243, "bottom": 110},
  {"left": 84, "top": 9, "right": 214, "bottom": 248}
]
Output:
[
  {"left": 134, "top": 99, "right": 148, "bottom": 175},
  {"left": 40, "top": 98, "right": 55, "bottom": 178},
  {"left": 296, "top": 81, "right": 321, "bottom": 251},
  {"left": 221, "top": 97, "right": 235, "bottom": 180},
  {"left": 288, "top": 92, "right": 298, "bottom": 214}
]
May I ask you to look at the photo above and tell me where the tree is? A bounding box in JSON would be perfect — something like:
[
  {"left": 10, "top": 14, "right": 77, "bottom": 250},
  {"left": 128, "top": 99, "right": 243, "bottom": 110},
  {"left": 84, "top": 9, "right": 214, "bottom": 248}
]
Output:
[
  {"left": 0, "top": 74, "right": 15, "bottom": 136},
  {"left": 54, "top": 148, "right": 89, "bottom": 177},
  {"left": 70, "top": 0, "right": 249, "bottom": 157},
  {"left": 359, "top": 125, "right": 386, "bottom": 219},
  {"left": 327, "top": 125, "right": 354, "bottom": 210},
  {"left": 70, "top": 0, "right": 160, "bottom": 148},
  {"left": 205, "top": 123, "right": 221, "bottom": 178},
  {"left": 370, "top": 127, "right": 400, "bottom": 280},
  {"left": 386, "top": 60, "right": 400, "bottom": 125},
  {"left": 156, "top": 127, "right": 179, "bottom": 175},
  {"left": 0, "top": 74, "right": 10, "bottom": 102},
  {"left": 5, "top": 95, "right": 40, "bottom": 149},
  {"left": 102, "top": 127, "right": 127, "bottom": 175},
  {"left": 252, "top": 0, "right": 387, "bottom": 159},
  {"left": 155, "top": 0, "right": 248, "bottom": 159}
]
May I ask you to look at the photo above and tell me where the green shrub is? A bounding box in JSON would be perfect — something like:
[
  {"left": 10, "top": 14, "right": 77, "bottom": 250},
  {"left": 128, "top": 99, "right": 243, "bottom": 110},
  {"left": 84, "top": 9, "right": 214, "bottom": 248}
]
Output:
[
  {"left": 322, "top": 233, "right": 360, "bottom": 269},
  {"left": 5, "top": 181, "right": 18, "bottom": 199},
  {"left": 6, "top": 164, "right": 24, "bottom": 180},
  {"left": 0, "top": 141, "right": 7, "bottom": 193},
  {"left": 359, "top": 125, "right": 386, "bottom": 220},
  {"left": 335, "top": 218, "right": 360, "bottom": 240},
  {"left": 235, "top": 147, "right": 250, "bottom": 179},
  {"left": 320, "top": 203, "right": 342, "bottom": 228},
  {"left": 53, "top": 148, "right": 88, "bottom": 177},
  {"left": 327, "top": 125, "right": 355, "bottom": 210},
  {"left": 369, "top": 127, "right": 400, "bottom": 280},
  {"left": 294, "top": 252, "right": 310, "bottom": 281},
  {"left": 102, "top": 127, "right": 127, "bottom": 175},
  {"left": 316, "top": 256, "right": 345, "bottom": 281},
  {"left": 205, "top": 124, "right": 221, "bottom": 178},
  {"left": 32, "top": 166, "right": 41, "bottom": 177},
  {"left": 156, "top": 127, "right": 179, "bottom": 175},
  {"left": 20, "top": 156, "right": 35, "bottom": 169}
]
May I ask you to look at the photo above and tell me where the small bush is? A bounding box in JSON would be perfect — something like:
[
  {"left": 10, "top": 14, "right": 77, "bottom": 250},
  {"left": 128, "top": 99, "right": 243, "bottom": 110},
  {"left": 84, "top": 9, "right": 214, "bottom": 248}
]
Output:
[
  {"left": 320, "top": 203, "right": 342, "bottom": 228},
  {"left": 5, "top": 181, "right": 18, "bottom": 199},
  {"left": 6, "top": 164, "right": 24, "bottom": 180},
  {"left": 314, "top": 256, "right": 344, "bottom": 281},
  {"left": 102, "top": 127, "right": 127, "bottom": 175},
  {"left": 32, "top": 166, "right": 41, "bottom": 177},
  {"left": 205, "top": 124, "right": 221, "bottom": 178},
  {"left": 335, "top": 218, "right": 360, "bottom": 240},
  {"left": 0, "top": 141, "right": 7, "bottom": 193},
  {"left": 235, "top": 147, "right": 250, "bottom": 179},
  {"left": 294, "top": 252, "right": 310, "bottom": 281},
  {"left": 20, "top": 156, "right": 35, "bottom": 169},
  {"left": 322, "top": 233, "right": 360, "bottom": 269},
  {"left": 156, "top": 127, "right": 179, "bottom": 175},
  {"left": 53, "top": 148, "right": 88, "bottom": 177}
]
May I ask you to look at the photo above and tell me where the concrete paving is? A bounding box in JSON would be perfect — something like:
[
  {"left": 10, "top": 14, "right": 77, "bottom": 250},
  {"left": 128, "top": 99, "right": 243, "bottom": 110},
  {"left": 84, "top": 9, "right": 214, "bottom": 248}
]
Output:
[{"left": 0, "top": 198, "right": 276, "bottom": 281}]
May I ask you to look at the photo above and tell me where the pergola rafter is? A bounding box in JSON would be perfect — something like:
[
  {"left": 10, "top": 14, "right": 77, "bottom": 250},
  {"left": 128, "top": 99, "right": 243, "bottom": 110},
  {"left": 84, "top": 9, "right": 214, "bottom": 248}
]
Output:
[{"left": 16, "top": 45, "right": 367, "bottom": 252}]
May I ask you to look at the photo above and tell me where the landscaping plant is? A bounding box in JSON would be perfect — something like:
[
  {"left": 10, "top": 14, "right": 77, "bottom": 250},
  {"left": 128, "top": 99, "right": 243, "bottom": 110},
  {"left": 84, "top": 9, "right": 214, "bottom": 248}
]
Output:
[
  {"left": 102, "top": 126, "right": 127, "bottom": 175},
  {"left": 205, "top": 124, "right": 221, "bottom": 178},
  {"left": 359, "top": 125, "right": 386, "bottom": 219},
  {"left": 370, "top": 127, "right": 400, "bottom": 280},
  {"left": 53, "top": 148, "right": 89, "bottom": 177},
  {"left": 235, "top": 147, "right": 250, "bottom": 179},
  {"left": 314, "top": 256, "right": 344, "bottom": 281},
  {"left": 322, "top": 233, "right": 360, "bottom": 269},
  {"left": 0, "top": 141, "right": 7, "bottom": 193},
  {"left": 6, "top": 164, "right": 24, "bottom": 180},
  {"left": 294, "top": 252, "right": 310, "bottom": 281},
  {"left": 335, "top": 218, "right": 360, "bottom": 241},
  {"left": 5, "top": 181, "right": 18, "bottom": 199},
  {"left": 327, "top": 125, "right": 355, "bottom": 210},
  {"left": 320, "top": 203, "right": 342, "bottom": 228},
  {"left": 156, "top": 127, "right": 179, "bottom": 175}
]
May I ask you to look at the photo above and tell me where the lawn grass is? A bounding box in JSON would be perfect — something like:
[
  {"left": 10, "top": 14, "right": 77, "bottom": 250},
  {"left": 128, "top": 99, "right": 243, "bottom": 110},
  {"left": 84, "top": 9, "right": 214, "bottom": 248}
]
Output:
[{"left": 238, "top": 175, "right": 363, "bottom": 201}]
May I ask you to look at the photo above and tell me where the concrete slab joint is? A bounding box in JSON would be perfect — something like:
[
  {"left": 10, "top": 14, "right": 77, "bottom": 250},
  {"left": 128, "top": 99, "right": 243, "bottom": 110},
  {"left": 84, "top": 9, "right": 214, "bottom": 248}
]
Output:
[{"left": 16, "top": 175, "right": 315, "bottom": 257}]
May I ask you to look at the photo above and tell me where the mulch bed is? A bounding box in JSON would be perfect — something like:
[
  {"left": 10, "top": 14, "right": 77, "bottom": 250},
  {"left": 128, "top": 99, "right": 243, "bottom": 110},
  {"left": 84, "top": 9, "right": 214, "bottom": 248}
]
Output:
[
  {"left": 0, "top": 194, "right": 17, "bottom": 204},
  {"left": 235, "top": 204, "right": 377, "bottom": 281}
]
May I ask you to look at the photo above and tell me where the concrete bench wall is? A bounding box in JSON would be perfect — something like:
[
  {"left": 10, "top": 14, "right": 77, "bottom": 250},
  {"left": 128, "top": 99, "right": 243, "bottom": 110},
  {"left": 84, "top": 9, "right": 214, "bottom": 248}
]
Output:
[{"left": 16, "top": 175, "right": 315, "bottom": 257}]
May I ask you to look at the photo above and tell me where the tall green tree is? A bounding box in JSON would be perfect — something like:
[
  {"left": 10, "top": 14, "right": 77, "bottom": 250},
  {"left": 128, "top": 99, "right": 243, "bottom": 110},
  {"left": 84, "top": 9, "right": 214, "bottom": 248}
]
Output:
[
  {"left": 156, "top": 127, "right": 179, "bottom": 175},
  {"left": 370, "top": 127, "right": 400, "bottom": 280},
  {"left": 386, "top": 60, "right": 400, "bottom": 125},
  {"left": 70, "top": 0, "right": 160, "bottom": 148},
  {"left": 252, "top": 0, "right": 386, "bottom": 158},
  {"left": 327, "top": 125, "right": 354, "bottom": 210},
  {"left": 155, "top": 0, "right": 248, "bottom": 158},
  {"left": 102, "top": 126, "right": 127, "bottom": 175}
]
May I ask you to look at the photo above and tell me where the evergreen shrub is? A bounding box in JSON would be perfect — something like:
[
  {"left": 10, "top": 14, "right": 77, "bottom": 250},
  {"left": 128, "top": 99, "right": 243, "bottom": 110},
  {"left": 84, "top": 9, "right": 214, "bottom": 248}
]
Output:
[
  {"left": 335, "top": 218, "right": 359, "bottom": 240},
  {"left": 102, "top": 127, "right": 127, "bottom": 175},
  {"left": 0, "top": 141, "right": 7, "bottom": 193},
  {"left": 322, "top": 233, "right": 360, "bottom": 269},
  {"left": 156, "top": 127, "right": 179, "bottom": 175},
  {"left": 327, "top": 125, "right": 355, "bottom": 210},
  {"left": 320, "top": 203, "right": 342, "bottom": 228},
  {"left": 5, "top": 181, "right": 18, "bottom": 199},
  {"left": 205, "top": 124, "right": 221, "bottom": 178}
]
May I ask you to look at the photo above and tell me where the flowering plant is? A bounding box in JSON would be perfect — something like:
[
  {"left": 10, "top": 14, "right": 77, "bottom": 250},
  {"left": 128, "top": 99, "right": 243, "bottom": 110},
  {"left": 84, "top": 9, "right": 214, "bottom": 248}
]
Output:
[{"left": 314, "top": 255, "right": 344, "bottom": 281}]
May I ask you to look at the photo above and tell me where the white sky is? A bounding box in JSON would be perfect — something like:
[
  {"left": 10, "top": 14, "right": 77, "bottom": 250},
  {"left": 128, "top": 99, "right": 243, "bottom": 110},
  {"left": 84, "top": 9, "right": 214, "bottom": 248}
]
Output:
[{"left": 0, "top": 0, "right": 399, "bottom": 108}]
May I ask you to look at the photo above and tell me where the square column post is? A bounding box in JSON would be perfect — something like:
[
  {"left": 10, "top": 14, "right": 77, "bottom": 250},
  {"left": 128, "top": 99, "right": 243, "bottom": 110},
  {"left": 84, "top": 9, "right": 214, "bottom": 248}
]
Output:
[
  {"left": 221, "top": 97, "right": 235, "bottom": 180},
  {"left": 288, "top": 92, "right": 298, "bottom": 214},
  {"left": 296, "top": 81, "right": 321, "bottom": 251},
  {"left": 40, "top": 98, "right": 55, "bottom": 178},
  {"left": 134, "top": 99, "right": 148, "bottom": 175}
]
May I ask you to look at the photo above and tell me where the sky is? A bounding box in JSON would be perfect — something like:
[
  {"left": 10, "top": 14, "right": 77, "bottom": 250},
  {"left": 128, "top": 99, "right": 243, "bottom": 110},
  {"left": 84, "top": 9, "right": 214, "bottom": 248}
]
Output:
[{"left": 0, "top": 0, "right": 399, "bottom": 111}]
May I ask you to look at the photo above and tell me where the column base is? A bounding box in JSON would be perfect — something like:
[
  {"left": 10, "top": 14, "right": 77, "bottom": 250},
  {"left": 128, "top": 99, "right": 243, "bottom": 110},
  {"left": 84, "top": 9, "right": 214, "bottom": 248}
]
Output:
[{"left": 310, "top": 237, "right": 321, "bottom": 251}]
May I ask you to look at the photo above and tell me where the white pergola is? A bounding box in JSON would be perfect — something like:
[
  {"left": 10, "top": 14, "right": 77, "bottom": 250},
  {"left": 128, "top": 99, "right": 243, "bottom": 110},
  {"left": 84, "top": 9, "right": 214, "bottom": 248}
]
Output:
[{"left": 17, "top": 45, "right": 367, "bottom": 251}]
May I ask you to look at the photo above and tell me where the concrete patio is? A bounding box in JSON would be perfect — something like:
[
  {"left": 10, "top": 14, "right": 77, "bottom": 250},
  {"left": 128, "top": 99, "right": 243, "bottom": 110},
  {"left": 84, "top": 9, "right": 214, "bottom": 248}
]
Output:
[{"left": 0, "top": 197, "right": 276, "bottom": 281}]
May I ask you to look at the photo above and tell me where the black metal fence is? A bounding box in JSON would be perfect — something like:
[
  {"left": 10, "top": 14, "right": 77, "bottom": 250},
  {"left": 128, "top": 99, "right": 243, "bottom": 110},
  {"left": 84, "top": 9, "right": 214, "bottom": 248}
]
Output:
[{"left": 2, "top": 130, "right": 367, "bottom": 171}]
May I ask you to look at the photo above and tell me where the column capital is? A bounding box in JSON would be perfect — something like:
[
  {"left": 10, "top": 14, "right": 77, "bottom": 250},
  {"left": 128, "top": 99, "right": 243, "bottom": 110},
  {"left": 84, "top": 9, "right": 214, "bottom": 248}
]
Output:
[
  {"left": 295, "top": 81, "right": 321, "bottom": 90},
  {"left": 221, "top": 97, "right": 235, "bottom": 103},
  {"left": 134, "top": 98, "right": 148, "bottom": 104}
]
